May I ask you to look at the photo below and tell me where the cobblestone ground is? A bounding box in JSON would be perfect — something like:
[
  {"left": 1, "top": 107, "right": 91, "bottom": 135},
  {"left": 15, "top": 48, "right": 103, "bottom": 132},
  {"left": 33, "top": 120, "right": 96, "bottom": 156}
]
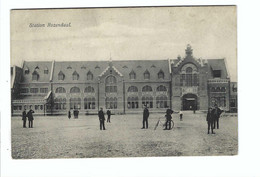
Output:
[{"left": 11, "top": 111, "right": 238, "bottom": 159}]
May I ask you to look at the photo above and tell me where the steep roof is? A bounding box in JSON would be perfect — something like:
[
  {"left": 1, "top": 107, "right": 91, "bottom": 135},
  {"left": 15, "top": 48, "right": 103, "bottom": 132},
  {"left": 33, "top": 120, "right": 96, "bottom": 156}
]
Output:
[
  {"left": 52, "top": 61, "right": 108, "bottom": 82},
  {"left": 52, "top": 60, "right": 170, "bottom": 82},
  {"left": 112, "top": 60, "right": 170, "bottom": 81},
  {"left": 207, "top": 59, "right": 229, "bottom": 79},
  {"left": 22, "top": 61, "right": 53, "bottom": 83}
]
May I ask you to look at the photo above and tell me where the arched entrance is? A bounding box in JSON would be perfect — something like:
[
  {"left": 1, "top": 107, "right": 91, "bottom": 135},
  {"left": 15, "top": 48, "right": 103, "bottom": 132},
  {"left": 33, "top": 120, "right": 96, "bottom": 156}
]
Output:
[{"left": 182, "top": 94, "right": 197, "bottom": 110}]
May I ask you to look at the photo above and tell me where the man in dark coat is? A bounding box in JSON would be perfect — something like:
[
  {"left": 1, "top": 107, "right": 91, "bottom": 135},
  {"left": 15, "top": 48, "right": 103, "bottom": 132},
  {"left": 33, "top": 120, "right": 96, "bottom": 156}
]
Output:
[
  {"left": 98, "top": 107, "right": 106, "bottom": 130},
  {"left": 107, "top": 109, "right": 111, "bottom": 123},
  {"left": 212, "top": 104, "right": 223, "bottom": 129},
  {"left": 142, "top": 106, "right": 149, "bottom": 129},
  {"left": 164, "top": 108, "right": 174, "bottom": 130},
  {"left": 22, "top": 108, "right": 27, "bottom": 128},
  {"left": 68, "top": 110, "right": 71, "bottom": 119},
  {"left": 206, "top": 107, "right": 214, "bottom": 134},
  {"left": 27, "top": 108, "right": 35, "bottom": 128}
]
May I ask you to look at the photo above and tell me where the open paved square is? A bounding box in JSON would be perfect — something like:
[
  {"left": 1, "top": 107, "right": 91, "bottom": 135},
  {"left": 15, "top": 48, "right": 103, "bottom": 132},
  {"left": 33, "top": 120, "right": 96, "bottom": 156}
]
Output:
[{"left": 11, "top": 111, "right": 238, "bottom": 159}]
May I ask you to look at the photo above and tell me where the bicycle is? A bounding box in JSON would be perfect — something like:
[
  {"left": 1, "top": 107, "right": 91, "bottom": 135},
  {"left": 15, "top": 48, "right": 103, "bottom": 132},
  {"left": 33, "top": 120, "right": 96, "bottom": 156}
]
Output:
[{"left": 154, "top": 117, "right": 174, "bottom": 130}]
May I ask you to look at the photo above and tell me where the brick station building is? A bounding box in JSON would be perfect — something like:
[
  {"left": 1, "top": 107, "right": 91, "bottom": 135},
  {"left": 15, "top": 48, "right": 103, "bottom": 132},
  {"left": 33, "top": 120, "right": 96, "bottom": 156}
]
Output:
[{"left": 11, "top": 45, "right": 237, "bottom": 115}]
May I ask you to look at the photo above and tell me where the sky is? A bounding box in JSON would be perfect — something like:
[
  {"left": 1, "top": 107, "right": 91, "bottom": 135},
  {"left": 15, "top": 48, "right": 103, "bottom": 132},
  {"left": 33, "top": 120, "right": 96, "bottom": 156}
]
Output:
[{"left": 11, "top": 6, "right": 237, "bottom": 81}]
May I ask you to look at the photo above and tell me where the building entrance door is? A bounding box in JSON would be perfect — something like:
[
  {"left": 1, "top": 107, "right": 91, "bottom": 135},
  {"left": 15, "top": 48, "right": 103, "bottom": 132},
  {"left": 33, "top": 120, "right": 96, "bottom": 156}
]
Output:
[{"left": 182, "top": 94, "right": 197, "bottom": 110}]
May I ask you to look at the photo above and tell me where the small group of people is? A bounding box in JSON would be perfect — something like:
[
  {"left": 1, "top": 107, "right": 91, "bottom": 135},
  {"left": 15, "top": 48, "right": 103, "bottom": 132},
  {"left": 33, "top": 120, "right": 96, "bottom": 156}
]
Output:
[
  {"left": 68, "top": 108, "right": 112, "bottom": 131},
  {"left": 206, "top": 104, "right": 224, "bottom": 134},
  {"left": 142, "top": 106, "right": 176, "bottom": 130},
  {"left": 22, "top": 108, "right": 35, "bottom": 128},
  {"left": 68, "top": 109, "right": 80, "bottom": 119},
  {"left": 98, "top": 108, "right": 112, "bottom": 130}
]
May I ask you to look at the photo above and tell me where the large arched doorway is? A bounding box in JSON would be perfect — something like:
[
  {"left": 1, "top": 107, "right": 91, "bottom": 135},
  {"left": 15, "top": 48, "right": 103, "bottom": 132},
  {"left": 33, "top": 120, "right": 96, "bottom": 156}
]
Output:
[{"left": 182, "top": 94, "right": 197, "bottom": 110}]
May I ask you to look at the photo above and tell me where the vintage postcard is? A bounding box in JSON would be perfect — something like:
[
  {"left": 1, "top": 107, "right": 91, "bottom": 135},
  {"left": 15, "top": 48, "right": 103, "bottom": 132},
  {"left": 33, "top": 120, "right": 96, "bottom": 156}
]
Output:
[{"left": 10, "top": 6, "right": 237, "bottom": 159}]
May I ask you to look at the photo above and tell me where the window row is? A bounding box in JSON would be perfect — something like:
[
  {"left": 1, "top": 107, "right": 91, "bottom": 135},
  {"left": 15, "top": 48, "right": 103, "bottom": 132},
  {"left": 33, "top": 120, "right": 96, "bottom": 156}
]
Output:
[
  {"left": 58, "top": 71, "right": 94, "bottom": 81},
  {"left": 20, "top": 88, "right": 48, "bottom": 94},
  {"left": 210, "top": 87, "right": 226, "bottom": 92},
  {"left": 13, "top": 105, "right": 44, "bottom": 111},
  {"left": 180, "top": 74, "right": 199, "bottom": 87},
  {"left": 25, "top": 67, "right": 49, "bottom": 75},
  {"left": 129, "top": 70, "right": 165, "bottom": 80},
  {"left": 54, "top": 97, "right": 96, "bottom": 110},
  {"left": 128, "top": 96, "right": 169, "bottom": 109},
  {"left": 22, "top": 85, "right": 168, "bottom": 94},
  {"left": 55, "top": 86, "right": 95, "bottom": 93},
  {"left": 31, "top": 70, "right": 165, "bottom": 81}
]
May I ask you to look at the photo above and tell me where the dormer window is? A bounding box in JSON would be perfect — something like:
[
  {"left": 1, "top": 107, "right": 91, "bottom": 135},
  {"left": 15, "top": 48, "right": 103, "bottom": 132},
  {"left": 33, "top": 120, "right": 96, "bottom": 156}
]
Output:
[
  {"left": 67, "top": 66, "right": 72, "bottom": 69},
  {"left": 213, "top": 70, "right": 221, "bottom": 78},
  {"left": 158, "top": 70, "right": 164, "bottom": 79},
  {"left": 35, "top": 66, "right": 39, "bottom": 70},
  {"left": 32, "top": 71, "right": 39, "bottom": 81},
  {"left": 151, "top": 64, "right": 156, "bottom": 68},
  {"left": 58, "top": 71, "right": 65, "bottom": 81},
  {"left": 95, "top": 65, "right": 100, "bottom": 69},
  {"left": 24, "top": 67, "right": 29, "bottom": 74},
  {"left": 123, "top": 65, "right": 128, "bottom": 69},
  {"left": 81, "top": 66, "right": 86, "bottom": 69},
  {"left": 144, "top": 70, "right": 150, "bottom": 80},
  {"left": 129, "top": 70, "right": 136, "bottom": 80},
  {"left": 44, "top": 67, "right": 48, "bottom": 74},
  {"left": 137, "top": 65, "right": 142, "bottom": 68},
  {"left": 72, "top": 71, "right": 79, "bottom": 80},
  {"left": 87, "top": 71, "right": 93, "bottom": 80}
]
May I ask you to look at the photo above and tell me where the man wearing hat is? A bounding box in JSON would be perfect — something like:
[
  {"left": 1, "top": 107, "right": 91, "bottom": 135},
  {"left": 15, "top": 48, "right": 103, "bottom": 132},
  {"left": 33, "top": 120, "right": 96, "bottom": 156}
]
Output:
[
  {"left": 212, "top": 104, "right": 223, "bottom": 129},
  {"left": 98, "top": 107, "right": 106, "bottom": 130}
]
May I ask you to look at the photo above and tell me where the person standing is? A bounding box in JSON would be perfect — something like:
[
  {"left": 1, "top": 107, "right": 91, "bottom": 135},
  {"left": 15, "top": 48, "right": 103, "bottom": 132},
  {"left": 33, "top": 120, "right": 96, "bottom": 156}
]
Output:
[
  {"left": 212, "top": 104, "right": 223, "bottom": 129},
  {"left": 179, "top": 111, "right": 183, "bottom": 121},
  {"left": 27, "top": 108, "right": 35, "bottom": 128},
  {"left": 164, "top": 108, "right": 173, "bottom": 130},
  {"left": 142, "top": 106, "right": 149, "bottom": 129},
  {"left": 22, "top": 108, "right": 27, "bottom": 128},
  {"left": 98, "top": 107, "right": 106, "bottom": 130},
  {"left": 68, "top": 109, "right": 71, "bottom": 119},
  {"left": 107, "top": 109, "right": 111, "bottom": 123},
  {"left": 206, "top": 107, "right": 215, "bottom": 134}
]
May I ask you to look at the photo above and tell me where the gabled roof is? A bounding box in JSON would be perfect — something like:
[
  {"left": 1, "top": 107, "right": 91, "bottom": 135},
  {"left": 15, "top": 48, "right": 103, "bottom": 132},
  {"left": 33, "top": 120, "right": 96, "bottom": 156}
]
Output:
[
  {"left": 58, "top": 71, "right": 64, "bottom": 75},
  {"left": 72, "top": 71, "right": 79, "bottom": 75},
  {"left": 32, "top": 70, "right": 39, "bottom": 75}
]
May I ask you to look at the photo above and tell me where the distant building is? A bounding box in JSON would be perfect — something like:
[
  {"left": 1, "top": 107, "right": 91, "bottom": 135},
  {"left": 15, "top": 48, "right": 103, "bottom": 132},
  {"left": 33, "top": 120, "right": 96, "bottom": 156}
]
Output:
[{"left": 11, "top": 45, "right": 237, "bottom": 115}]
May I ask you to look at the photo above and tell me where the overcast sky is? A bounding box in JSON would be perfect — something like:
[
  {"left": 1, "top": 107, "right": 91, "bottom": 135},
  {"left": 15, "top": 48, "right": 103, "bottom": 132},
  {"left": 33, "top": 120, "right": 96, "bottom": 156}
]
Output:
[{"left": 11, "top": 6, "right": 237, "bottom": 81}]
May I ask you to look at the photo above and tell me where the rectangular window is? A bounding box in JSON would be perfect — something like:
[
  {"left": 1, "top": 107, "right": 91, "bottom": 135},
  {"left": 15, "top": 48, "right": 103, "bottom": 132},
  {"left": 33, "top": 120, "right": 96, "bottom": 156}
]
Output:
[
  {"left": 73, "top": 74, "right": 79, "bottom": 80},
  {"left": 44, "top": 70, "right": 48, "bottom": 74},
  {"left": 40, "top": 88, "right": 48, "bottom": 93},
  {"left": 32, "top": 74, "right": 39, "bottom": 81},
  {"left": 58, "top": 74, "right": 64, "bottom": 80},
  {"left": 20, "top": 88, "right": 29, "bottom": 93},
  {"left": 30, "top": 88, "right": 39, "bottom": 93},
  {"left": 213, "top": 70, "right": 221, "bottom": 78}
]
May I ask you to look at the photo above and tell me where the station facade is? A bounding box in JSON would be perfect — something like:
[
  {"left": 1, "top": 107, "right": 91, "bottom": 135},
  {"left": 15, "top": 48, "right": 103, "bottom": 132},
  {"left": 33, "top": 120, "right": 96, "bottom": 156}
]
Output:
[{"left": 11, "top": 45, "right": 237, "bottom": 115}]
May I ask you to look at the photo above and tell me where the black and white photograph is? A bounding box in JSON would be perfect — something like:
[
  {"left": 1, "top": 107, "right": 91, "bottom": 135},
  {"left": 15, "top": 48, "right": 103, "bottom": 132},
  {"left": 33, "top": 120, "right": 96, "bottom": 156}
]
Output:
[{"left": 10, "top": 6, "right": 238, "bottom": 159}]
